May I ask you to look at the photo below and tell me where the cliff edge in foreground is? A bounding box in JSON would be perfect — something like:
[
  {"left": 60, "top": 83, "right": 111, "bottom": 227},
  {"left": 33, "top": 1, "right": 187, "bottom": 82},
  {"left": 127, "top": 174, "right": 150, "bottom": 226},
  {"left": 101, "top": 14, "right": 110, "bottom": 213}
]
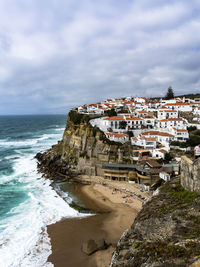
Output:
[{"left": 111, "top": 179, "right": 200, "bottom": 267}]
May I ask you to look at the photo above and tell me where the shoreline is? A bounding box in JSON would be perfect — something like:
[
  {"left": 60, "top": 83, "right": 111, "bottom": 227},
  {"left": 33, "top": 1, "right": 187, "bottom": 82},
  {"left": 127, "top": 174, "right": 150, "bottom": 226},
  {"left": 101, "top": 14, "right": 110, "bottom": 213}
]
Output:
[{"left": 47, "top": 176, "right": 151, "bottom": 267}]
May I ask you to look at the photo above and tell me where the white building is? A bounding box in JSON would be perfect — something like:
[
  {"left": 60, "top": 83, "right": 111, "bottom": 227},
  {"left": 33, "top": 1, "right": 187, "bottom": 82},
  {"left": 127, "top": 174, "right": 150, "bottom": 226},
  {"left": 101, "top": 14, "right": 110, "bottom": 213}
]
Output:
[
  {"left": 143, "top": 116, "right": 156, "bottom": 128},
  {"left": 165, "top": 103, "right": 192, "bottom": 112},
  {"left": 105, "top": 132, "right": 129, "bottom": 143},
  {"left": 103, "top": 116, "right": 124, "bottom": 131},
  {"left": 171, "top": 128, "right": 189, "bottom": 142},
  {"left": 141, "top": 131, "right": 175, "bottom": 148},
  {"left": 157, "top": 109, "right": 178, "bottom": 120},
  {"left": 152, "top": 148, "right": 168, "bottom": 159},
  {"left": 157, "top": 118, "right": 185, "bottom": 129},
  {"left": 160, "top": 172, "right": 171, "bottom": 181},
  {"left": 131, "top": 136, "right": 157, "bottom": 150}
]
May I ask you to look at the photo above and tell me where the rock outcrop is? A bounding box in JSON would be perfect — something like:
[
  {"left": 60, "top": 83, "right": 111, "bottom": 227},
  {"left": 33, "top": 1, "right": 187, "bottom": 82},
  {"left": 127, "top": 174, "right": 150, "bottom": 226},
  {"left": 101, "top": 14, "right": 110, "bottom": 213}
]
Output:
[
  {"left": 36, "top": 110, "right": 133, "bottom": 180},
  {"left": 82, "top": 239, "right": 108, "bottom": 255},
  {"left": 181, "top": 156, "right": 200, "bottom": 194},
  {"left": 111, "top": 179, "right": 200, "bottom": 267}
]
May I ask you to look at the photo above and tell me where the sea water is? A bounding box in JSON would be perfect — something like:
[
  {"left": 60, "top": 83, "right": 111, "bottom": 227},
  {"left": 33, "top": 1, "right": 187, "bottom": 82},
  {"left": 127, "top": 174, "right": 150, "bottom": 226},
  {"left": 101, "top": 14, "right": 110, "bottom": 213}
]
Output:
[{"left": 0, "top": 115, "right": 82, "bottom": 267}]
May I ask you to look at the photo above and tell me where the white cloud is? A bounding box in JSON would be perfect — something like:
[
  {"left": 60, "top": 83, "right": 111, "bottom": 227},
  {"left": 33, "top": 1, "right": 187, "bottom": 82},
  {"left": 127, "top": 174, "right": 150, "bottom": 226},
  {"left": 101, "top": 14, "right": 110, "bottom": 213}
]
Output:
[{"left": 0, "top": 0, "right": 200, "bottom": 114}]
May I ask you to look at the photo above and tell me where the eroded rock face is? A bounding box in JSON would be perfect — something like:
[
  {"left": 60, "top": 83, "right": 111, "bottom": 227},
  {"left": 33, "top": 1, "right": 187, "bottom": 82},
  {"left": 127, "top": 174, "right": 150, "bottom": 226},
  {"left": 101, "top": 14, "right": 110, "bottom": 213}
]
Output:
[
  {"left": 36, "top": 113, "right": 133, "bottom": 179},
  {"left": 111, "top": 180, "right": 200, "bottom": 267},
  {"left": 181, "top": 156, "right": 200, "bottom": 194}
]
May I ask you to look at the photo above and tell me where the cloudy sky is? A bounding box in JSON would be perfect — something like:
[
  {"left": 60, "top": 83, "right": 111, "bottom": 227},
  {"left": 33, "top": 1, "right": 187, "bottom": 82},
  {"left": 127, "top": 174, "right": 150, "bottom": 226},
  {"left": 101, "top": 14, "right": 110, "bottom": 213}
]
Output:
[{"left": 0, "top": 0, "right": 200, "bottom": 114}]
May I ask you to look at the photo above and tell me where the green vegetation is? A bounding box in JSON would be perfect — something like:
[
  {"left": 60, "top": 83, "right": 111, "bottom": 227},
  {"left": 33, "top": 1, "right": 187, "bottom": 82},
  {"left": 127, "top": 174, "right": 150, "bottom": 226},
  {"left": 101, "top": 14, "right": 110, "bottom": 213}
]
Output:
[
  {"left": 133, "top": 241, "right": 142, "bottom": 248},
  {"left": 99, "top": 133, "right": 122, "bottom": 146},
  {"left": 119, "top": 121, "right": 127, "bottom": 129},
  {"left": 187, "top": 126, "right": 197, "bottom": 132},
  {"left": 164, "top": 152, "right": 173, "bottom": 161},
  {"left": 68, "top": 109, "right": 90, "bottom": 124},
  {"left": 165, "top": 86, "right": 174, "bottom": 100},
  {"left": 105, "top": 108, "right": 117, "bottom": 117},
  {"left": 161, "top": 183, "right": 198, "bottom": 204}
]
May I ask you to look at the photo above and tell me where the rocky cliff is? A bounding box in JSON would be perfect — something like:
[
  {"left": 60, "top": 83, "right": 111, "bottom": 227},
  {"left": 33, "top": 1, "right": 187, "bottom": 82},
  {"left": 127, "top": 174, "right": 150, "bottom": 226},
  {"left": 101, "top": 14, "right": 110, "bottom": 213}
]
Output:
[
  {"left": 181, "top": 156, "right": 200, "bottom": 194},
  {"left": 111, "top": 178, "right": 200, "bottom": 267},
  {"left": 36, "top": 110, "right": 133, "bottom": 180}
]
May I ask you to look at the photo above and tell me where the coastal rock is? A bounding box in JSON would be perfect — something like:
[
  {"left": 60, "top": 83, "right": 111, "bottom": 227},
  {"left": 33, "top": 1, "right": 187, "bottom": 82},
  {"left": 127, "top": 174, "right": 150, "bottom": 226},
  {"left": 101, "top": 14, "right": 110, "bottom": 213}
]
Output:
[
  {"left": 35, "top": 111, "right": 133, "bottom": 181},
  {"left": 82, "top": 239, "right": 108, "bottom": 255},
  {"left": 111, "top": 179, "right": 200, "bottom": 267}
]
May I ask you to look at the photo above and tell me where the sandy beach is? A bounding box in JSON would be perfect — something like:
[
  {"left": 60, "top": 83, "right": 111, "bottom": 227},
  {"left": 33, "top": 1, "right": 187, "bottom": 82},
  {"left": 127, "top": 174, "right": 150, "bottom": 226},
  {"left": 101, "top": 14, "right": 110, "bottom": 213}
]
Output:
[{"left": 47, "top": 177, "right": 150, "bottom": 267}]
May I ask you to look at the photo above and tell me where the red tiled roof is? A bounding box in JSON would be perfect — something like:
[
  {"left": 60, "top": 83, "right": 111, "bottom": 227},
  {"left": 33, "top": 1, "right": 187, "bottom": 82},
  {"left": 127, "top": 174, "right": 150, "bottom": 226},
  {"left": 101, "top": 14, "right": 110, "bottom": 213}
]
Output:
[
  {"left": 103, "top": 116, "right": 124, "bottom": 121},
  {"left": 159, "top": 149, "right": 167, "bottom": 154},
  {"left": 159, "top": 118, "right": 183, "bottom": 122},
  {"left": 165, "top": 103, "right": 189, "bottom": 106},
  {"left": 141, "top": 131, "right": 174, "bottom": 137},
  {"left": 105, "top": 133, "right": 128, "bottom": 138},
  {"left": 158, "top": 110, "right": 177, "bottom": 112}
]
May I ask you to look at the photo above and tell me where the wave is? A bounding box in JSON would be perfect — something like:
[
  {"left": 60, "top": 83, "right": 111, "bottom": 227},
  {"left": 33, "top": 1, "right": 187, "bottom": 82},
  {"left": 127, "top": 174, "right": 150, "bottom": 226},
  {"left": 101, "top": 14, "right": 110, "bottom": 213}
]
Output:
[
  {"left": 0, "top": 122, "right": 88, "bottom": 267},
  {"left": 0, "top": 140, "right": 38, "bottom": 147},
  {"left": 0, "top": 155, "right": 88, "bottom": 267}
]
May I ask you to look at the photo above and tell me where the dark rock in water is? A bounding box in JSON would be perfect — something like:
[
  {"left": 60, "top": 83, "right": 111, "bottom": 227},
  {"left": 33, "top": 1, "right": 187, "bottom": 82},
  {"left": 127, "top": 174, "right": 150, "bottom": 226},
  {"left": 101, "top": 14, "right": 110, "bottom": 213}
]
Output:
[{"left": 82, "top": 239, "right": 108, "bottom": 255}]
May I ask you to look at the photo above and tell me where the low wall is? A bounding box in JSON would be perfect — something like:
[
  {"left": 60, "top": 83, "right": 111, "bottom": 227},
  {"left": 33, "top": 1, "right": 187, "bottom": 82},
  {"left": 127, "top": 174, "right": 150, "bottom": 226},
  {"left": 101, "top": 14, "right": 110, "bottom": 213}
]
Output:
[{"left": 181, "top": 156, "right": 200, "bottom": 193}]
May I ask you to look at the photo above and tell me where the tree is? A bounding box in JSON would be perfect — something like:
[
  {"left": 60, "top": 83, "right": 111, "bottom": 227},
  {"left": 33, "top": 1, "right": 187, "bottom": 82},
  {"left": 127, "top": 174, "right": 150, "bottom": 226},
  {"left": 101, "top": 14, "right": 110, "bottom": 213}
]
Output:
[
  {"left": 165, "top": 86, "right": 174, "bottom": 100},
  {"left": 106, "top": 108, "right": 117, "bottom": 117},
  {"left": 119, "top": 121, "right": 127, "bottom": 129},
  {"left": 164, "top": 152, "right": 173, "bottom": 162}
]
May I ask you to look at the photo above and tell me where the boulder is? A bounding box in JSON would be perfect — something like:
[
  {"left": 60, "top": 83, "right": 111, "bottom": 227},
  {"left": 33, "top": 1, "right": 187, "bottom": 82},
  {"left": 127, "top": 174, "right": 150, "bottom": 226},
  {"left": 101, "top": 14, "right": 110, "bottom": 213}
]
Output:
[{"left": 82, "top": 239, "right": 107, "bottom": 255}]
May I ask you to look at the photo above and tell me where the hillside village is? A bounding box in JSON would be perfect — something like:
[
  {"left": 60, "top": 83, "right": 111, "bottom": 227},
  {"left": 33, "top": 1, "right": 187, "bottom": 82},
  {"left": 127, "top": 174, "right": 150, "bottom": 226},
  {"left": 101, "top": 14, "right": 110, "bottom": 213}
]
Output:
[{"left": 76, "top": 93, "right": 200, "bottom": 187}]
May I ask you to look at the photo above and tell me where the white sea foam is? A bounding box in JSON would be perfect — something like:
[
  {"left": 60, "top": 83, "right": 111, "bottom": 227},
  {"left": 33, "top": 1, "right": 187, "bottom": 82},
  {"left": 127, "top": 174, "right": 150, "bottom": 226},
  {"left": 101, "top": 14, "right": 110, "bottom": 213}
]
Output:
[
  {"left": 0, "top": 140, "right": 38, "bottom": 147},
  {"left": 0, "top": 129, "right": 89, "bottom": 267}
]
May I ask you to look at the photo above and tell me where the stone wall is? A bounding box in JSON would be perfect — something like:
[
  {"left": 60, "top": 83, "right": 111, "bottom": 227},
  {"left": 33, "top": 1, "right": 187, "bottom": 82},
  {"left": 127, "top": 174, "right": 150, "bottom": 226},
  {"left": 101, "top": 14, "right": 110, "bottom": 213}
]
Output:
[{"left": 181, "top": 156, "right": 200, "bottom": 193}]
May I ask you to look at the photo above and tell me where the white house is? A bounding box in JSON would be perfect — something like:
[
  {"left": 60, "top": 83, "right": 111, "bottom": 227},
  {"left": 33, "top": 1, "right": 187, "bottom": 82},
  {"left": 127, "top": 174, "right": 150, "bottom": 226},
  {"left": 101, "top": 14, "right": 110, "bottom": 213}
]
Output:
[
  {"left": 105, "top": 132, "right": 129, "bottom": 143},
  {"left": 157, "top": 109, "right": 178, "bottom": 120},
  {"left": 134, "top": 97, "right": 146, "bottom": 103},
  {"left": 131, "top": 136, "right": 157, "bottom": 150},
  {"left": 171, "top": 128, "right": 189, "bottom": 142},
  {"left": 141, "top": 131, "right": 175, "bottom": 148},
  {"left": 159, "top": 171, "right": 170, "bottom": 181},
  {"left": 152, "top": 148, "right": 168, "bottom": 159},
  {"left": 143, "top": 116, "right": 155, "bottom": 128},
  {"left": 126, "top": 117, "right": 143, "bottom": 130},
  {"left": 103, "top": 116, "right": 125, "bottom": 131},
  {"left": 165, "top": 103, "right": 192, "bottom": 112},
  {"left": 157, "top": 118, "right": 185, "bottom": 129}
]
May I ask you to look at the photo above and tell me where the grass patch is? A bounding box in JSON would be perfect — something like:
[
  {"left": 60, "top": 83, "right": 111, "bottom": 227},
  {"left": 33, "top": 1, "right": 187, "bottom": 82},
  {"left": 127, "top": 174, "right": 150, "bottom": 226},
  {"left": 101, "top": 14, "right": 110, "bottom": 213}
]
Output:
[{"left": 161, "top": 183, "right": 198, "bottom": 204}]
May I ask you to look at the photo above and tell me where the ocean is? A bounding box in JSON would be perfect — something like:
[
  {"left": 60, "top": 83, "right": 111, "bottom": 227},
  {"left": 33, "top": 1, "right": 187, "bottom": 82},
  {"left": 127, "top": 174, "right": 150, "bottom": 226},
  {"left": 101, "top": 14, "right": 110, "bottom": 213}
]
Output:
[{"left": 0, "top": 115, "right": 82, "bottom": 267}]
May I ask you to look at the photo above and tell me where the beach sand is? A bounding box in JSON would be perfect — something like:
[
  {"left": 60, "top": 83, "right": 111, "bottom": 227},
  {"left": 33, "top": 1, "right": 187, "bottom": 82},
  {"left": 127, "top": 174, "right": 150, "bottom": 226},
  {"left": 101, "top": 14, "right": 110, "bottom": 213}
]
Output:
[{"left": 47, "top": 179, "right": 150, "bottom": 267}]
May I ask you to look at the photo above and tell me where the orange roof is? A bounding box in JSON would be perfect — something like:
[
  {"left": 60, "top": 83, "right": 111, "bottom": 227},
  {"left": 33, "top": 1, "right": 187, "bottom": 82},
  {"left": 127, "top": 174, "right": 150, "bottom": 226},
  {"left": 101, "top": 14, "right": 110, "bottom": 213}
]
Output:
[
  {"left": 126, "top": 117, "right": 142, "bottom": 121},
  {"left": 103, "top": 116, "right": 124, "bottom": 121},
  {"left": 165, "top": 103, "right": 189, "bottom": 106},
  {"left": 138, "top": 110, "right": 148, "bottom": 113},
  {"left": 159, "top": 118, "right": 183, "bottom": 122},
  {"left": 131, "top": 137, "right": 138, "bottom": 141},
  {"left": 141, "top": 131, "right": 174, "bottom": 137},
  {"left": 159, "top": 110, "right": 177, "bottom": 112},
  {"left": 105, "top": 133, "right": 128, "bottom": 138},
  {"left": 133, "top": 149, "right": 150, "bottom": 152},
  {"left": 159, "top": 149, "right": 167, "bottom": 154},
  {"left": 144, "top": 115, "right": 154, "bottom": 119},
  {"left": 176, "top": 129, "right": 187, "bottom": 132}
]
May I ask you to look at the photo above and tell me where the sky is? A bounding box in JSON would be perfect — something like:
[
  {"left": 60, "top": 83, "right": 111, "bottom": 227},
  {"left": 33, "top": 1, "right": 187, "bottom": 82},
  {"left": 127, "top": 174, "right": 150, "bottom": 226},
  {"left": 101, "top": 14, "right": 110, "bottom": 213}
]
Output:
[{"left": 0, "top": 0, "right": 200, "bottom": 114}]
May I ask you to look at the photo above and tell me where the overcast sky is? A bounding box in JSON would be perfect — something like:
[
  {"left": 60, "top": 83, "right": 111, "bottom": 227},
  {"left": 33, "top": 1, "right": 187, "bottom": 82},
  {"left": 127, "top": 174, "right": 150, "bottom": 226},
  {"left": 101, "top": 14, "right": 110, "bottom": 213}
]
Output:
[{"left": 0, "top": 0, "right": 200, "bottom": 114}]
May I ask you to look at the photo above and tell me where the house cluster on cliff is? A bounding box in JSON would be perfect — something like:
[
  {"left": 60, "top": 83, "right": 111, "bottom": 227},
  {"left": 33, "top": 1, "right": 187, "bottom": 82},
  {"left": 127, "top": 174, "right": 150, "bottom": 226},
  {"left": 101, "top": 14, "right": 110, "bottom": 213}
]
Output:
[{"left": 76, "top": 95, "right": 200, "bottom": 186}]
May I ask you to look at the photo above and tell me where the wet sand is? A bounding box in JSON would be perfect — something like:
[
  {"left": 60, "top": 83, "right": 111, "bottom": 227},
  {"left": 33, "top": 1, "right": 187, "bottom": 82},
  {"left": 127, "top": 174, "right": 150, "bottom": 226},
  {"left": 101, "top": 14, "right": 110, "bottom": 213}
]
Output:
[{"left": 47, "top": 181, "right": 148, "bottom": 267}]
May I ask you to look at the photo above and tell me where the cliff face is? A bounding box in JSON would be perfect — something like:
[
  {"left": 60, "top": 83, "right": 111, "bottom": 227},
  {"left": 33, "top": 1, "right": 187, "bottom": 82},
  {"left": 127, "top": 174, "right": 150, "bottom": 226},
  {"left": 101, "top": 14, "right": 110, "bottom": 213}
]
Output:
[
  {"left": 181, "top": 156, "right": 200, "bottom": 194},
  {"left": 111, "top": 179, "right": 200, "bottom": 267},
  {"left": 36, "top": 112, "right": 133, "bottom": 179}
]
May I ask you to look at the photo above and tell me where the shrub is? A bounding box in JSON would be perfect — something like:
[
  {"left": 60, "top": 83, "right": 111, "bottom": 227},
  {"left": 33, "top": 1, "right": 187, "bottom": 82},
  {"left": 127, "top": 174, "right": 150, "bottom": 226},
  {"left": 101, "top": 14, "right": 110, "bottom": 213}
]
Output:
[{"left": 187, "top": 126, "right": 197, "bottom": 132}]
